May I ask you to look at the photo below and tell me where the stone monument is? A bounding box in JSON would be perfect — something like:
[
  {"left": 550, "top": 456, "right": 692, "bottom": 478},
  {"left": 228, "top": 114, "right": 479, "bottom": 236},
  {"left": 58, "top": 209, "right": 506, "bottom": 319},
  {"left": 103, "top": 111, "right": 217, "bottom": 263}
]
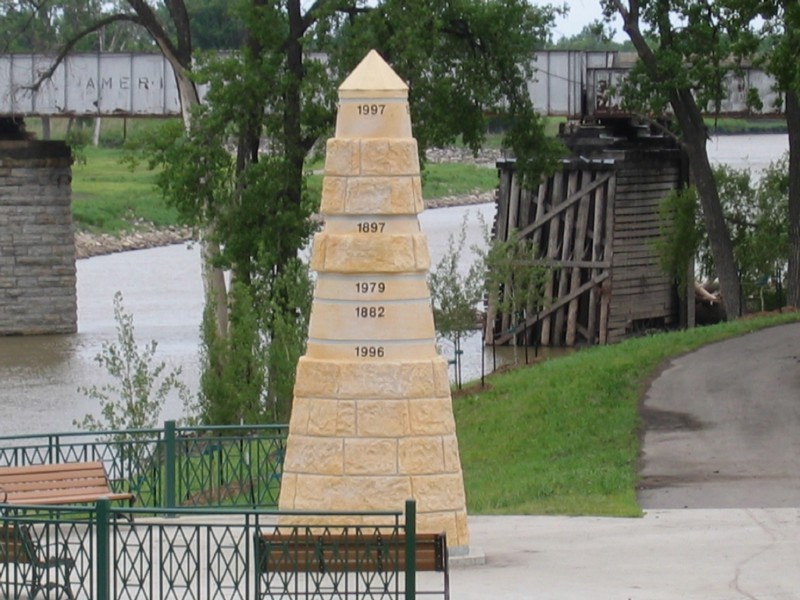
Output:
[{"left": 278, "top": 50, "right": 470, "bottom": 552}]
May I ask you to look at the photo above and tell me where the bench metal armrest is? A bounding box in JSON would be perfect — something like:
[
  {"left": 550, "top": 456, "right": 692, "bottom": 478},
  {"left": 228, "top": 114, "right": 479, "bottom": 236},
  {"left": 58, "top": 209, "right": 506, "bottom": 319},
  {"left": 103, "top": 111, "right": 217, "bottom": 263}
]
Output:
[{"left": 0, "top": 485, "right": 7, "bottom": 504}]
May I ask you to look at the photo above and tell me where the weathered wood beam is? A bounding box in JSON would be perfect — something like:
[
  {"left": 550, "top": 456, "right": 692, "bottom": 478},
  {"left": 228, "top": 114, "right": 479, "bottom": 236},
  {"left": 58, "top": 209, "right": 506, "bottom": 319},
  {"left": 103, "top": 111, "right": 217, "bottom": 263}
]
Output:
[
  {"left": 492, "top": 273, "right": 610, "bottom": 346},
  {"left": 517, "top": 172, "right": 612, "bottom": 239}
]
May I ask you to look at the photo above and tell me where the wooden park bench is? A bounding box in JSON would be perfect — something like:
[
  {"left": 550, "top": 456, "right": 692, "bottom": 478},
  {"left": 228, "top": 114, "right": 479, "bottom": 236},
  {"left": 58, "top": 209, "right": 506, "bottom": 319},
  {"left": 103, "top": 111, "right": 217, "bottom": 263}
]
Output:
[
  {"left": 0, "top": 522, "right": 76, "bottom": 600},
  {"left": 0, "top": 461, "right": 136, "bottom": 511},
  {"left": 255, "top": 530, "right": 450, "bottom": 599}
]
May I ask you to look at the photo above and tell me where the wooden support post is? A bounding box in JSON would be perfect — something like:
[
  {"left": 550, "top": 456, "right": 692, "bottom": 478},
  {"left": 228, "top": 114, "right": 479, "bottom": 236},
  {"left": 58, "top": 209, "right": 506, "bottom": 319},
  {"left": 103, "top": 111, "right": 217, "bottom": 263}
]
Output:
[
  {"left": 587, "top": 179, "right": 607, "bottom": 344},
  {"left": 531, "top": 179, "right": 547, "bottom": 249},
  {"left": 566, "top": 172, "right": 593, "bottom": 345},
  {"left": 540, "top": 171, "right": 564, "bottom": 346},
  {"left": 599, "top": 173, "right": 617, "bottom": 344},
  {"left": 554, "top": 169, "right": 579, "bottom": 344},
  {"left": 486, "top": 164, "right": 512, "bottom": 344}
]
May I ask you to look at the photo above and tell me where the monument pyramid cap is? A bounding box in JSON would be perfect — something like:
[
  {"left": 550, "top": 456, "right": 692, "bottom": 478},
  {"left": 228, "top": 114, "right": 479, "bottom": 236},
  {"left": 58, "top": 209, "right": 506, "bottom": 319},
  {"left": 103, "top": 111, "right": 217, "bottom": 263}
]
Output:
[{"left": 339, "top": 50, "right": 408, "bottom": 96}]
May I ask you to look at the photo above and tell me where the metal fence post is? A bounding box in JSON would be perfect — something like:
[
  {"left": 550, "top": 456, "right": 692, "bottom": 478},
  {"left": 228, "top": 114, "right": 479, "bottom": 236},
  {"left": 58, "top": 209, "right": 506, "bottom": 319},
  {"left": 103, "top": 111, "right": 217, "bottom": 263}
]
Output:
[
  {"left": 164, "top": 420, "right": 177, "bottom": 509},
  {"left": 405, "top": 499, "right": 416, "bottom": 600},
  {"left": 96, "top": 498, "right": 111, "bottom": 600}
]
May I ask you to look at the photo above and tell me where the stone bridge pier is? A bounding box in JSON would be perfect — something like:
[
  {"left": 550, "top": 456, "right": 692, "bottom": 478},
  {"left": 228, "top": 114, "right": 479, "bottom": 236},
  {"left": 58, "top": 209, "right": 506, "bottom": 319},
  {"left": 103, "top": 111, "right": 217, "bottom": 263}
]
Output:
[{"left": 0, "top": 119, "right": 76, "bottom": 335}]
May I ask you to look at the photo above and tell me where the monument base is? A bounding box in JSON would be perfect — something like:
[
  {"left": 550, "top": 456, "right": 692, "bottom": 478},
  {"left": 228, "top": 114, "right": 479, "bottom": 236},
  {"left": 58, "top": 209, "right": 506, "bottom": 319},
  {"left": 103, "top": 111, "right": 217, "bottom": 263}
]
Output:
[{"left": 449, "top": 545, "right": 487, "bottom": 568}]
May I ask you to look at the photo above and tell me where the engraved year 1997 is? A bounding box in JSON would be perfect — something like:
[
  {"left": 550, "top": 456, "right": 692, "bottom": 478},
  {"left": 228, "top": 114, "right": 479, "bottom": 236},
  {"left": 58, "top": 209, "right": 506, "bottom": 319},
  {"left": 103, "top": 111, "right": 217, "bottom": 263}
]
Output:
[{"left": 357, "top": 104, "right": 386, "bottom": 116}]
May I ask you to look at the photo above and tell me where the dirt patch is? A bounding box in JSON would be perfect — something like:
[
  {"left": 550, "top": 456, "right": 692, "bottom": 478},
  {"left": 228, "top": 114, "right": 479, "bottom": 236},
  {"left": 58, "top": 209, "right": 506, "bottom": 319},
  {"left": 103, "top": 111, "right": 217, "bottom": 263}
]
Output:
[{"left": 639, "top": 406, "right": 706, "bottom": 432}]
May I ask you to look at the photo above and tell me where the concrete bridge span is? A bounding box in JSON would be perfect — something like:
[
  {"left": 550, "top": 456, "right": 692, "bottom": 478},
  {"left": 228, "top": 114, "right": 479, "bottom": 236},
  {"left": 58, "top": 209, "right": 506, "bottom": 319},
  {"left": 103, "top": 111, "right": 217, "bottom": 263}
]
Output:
[{"left": 0, "top": 51, "right": 784, "bottom": 120}]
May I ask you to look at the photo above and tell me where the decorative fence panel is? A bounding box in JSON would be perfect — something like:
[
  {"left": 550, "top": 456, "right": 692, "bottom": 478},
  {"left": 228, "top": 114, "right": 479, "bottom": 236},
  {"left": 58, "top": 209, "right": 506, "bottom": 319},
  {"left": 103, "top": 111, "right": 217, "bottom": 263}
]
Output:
[
  {"left": 0, "top": 502, "right": 419, "bottom": 600},
  {"left": 0, "top": 423, "right": 288, "bottom": 510}
]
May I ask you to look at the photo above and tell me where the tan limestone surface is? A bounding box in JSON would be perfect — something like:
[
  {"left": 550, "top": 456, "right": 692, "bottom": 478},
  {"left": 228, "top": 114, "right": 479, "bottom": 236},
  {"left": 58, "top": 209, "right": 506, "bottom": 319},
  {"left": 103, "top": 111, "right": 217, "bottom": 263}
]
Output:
[{"left": 278, "top": 50, "right": 470, "bottom": 550}]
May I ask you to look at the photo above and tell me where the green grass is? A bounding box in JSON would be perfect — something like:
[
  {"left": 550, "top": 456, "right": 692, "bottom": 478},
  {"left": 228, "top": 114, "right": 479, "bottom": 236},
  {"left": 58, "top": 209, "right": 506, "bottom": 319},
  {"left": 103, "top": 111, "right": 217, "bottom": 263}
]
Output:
[
  {"left": 71, "top": 146, "right": 178, "bottom": 233},
  {"left": 704, "top": 117, "right": 787, "bottom": 134},
  {"left": 420, "top": 163, "right": 497, "bottom": 198},
  {"left": 62, "top": 115, "right": 783, "bottom": 234},
  {"left": 455, "top": 311, "right": 800, "bottom": 517},
  {"left": 307, "top": 154, "right": 498, "bottom": 203},
  {"left": 25, "top": 117, "right": 168, "bottom": 148},
  {"left": 72, "top": 147, "right": 499, "bottom": 234}
]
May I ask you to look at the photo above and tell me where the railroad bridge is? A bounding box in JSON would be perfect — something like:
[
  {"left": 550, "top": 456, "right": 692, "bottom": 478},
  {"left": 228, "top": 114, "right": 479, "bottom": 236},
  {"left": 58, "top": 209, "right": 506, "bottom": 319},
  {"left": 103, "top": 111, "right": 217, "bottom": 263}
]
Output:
[
  {"left": 0, "top": 51, "right": 784, "bottom": 337},
  {"left": 0, "top": 50, "right": 784, "bottom": 119}
]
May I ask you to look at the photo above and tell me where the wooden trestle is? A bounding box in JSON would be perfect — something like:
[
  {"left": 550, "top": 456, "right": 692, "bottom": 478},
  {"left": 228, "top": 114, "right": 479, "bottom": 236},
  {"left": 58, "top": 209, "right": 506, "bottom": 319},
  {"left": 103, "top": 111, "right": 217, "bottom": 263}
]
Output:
[{"left": 487, "top": 124, "right": 689, "bottom": 347}]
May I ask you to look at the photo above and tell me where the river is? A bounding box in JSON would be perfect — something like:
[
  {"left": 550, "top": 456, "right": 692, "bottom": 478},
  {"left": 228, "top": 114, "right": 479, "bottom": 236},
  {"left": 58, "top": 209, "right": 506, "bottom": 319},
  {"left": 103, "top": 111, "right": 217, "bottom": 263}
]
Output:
[{"left": 0, "top": 134, "right": 790, "bottom": 438}]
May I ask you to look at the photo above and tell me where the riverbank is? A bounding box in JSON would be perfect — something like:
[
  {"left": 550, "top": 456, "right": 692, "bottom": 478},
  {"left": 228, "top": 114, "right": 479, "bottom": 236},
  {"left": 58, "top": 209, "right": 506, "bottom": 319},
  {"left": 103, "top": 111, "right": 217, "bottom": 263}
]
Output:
[{"left": 74, "top": 190, "right": 497, "bottom": 259}]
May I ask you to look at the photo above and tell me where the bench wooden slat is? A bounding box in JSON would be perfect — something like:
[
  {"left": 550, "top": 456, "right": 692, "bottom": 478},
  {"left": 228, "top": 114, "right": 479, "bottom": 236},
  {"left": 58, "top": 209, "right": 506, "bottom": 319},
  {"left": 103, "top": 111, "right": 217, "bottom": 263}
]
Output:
[
  {"left": 0, "top": 462, "right": 104, "bottom": 475},
  {"left": 0, "top": 471, "right": 109, "bottom": 484},
  {"left": 0, "top": 478, "right": 110, "bottom": 493},
  {"left": 256, "top": 530, "right": 449, "bottom": 599},
  {"left": 7, "top": 492, "right": 135, "bottom": 505},
  {"left": 0, "top": 461, "right": 135, "bottom": 508},
  {"left": 257, "top": 532, "right": 446, "bottom": 572}
]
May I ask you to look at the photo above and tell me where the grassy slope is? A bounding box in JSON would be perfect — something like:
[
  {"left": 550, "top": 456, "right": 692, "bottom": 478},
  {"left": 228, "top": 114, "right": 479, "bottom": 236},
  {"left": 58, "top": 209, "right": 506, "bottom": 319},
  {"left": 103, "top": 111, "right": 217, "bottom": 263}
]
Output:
[{"left": 455, "top": 311, "right": 800, "bottom": 517}]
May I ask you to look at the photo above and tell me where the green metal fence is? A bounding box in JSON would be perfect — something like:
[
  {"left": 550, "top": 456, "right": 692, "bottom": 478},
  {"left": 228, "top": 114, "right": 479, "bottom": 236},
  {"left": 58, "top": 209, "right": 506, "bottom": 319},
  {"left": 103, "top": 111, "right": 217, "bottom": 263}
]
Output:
[
  {"left": 1, "top": 501, "right": 424, "bottom": 600},
  {"left": 0, "top": 422, "right": 288, "bottom": 509}
]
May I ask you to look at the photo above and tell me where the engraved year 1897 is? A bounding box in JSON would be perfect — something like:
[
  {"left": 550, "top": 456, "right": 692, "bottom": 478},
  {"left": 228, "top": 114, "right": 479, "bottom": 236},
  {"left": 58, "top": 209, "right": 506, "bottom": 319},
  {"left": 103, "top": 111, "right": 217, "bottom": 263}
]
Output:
[{"left": 357, "top": 221, "right": 386, "bottom": 233}]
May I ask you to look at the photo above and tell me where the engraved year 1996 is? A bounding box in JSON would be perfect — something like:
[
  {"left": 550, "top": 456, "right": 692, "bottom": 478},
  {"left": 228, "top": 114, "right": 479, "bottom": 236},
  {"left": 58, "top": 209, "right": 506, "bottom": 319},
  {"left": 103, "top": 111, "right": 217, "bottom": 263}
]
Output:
[{"left": 355, "top": 346, "right": 385, "bottom": 358}]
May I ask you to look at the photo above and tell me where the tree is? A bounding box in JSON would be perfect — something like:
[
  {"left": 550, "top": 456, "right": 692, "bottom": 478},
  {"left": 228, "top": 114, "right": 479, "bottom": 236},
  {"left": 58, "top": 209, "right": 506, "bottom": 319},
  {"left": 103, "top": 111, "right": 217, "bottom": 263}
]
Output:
[
  {"left": 1, "top": 0, "right": 154, "bottom": 138},
  {"left": 6, "top": 0, "right": 231, "bottom": 335},
  {"left": 659, "top": 161, "right": 790, "bottom": 312},
  {"left": 19, "top": 0, "right": 564, "bottom": 423},
  {"left": 75, "top": 291, "right": 193, "bottom": 435},
  {"left": 186, "top": 0, "right": 244, "bottom": 50},
  {"left": 548, "top": 20, "right": 633, "bottom": 51},
  {"left": 482, "top": 228, "right": 549, "bottom": 362},
  {"left": 721, "top": 0, "right": 800, "bottom": 307},
  {"left": 602, "top": 0, "right": 744, "bottom": 318},
  {"left": 429, "top": 215, "right": 486, "bottom": 389},
  {"left": 141, "top": 0, "right": 564, "bottom": 420}
]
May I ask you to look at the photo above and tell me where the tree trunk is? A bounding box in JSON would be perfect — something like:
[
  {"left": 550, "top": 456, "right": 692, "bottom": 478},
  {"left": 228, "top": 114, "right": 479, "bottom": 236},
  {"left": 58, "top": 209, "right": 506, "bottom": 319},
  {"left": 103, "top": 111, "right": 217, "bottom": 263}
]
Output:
[
  {"left": 283, "top": 0, "right": 306, "bottom": 268},
  {"left": 41, "top": 116, "right": 51, "bottom": 140},
  {"left": 611, "top": 0, "right": 743, "bottom": 319},
  {"left": 173, "top": 68, "right": 230, "bottom": 338},
  {"left": 125, "top": 0, "right": 231, "bottom": 339},
  {"left": 786, "top": 90, "right": 800, "bottom": 308},
  {"left": 672, "top": 89, "right": 743, "bottom": 318}
]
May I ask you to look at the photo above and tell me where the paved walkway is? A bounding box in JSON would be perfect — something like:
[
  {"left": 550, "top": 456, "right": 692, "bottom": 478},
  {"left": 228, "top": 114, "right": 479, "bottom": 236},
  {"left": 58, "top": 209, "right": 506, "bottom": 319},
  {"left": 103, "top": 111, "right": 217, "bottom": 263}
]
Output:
[
  {"left": 451, "top": 509, "right": 799, "bottom": 600},
  {"left": 449, "top": 322, "right": 800, "bottom": 599}
]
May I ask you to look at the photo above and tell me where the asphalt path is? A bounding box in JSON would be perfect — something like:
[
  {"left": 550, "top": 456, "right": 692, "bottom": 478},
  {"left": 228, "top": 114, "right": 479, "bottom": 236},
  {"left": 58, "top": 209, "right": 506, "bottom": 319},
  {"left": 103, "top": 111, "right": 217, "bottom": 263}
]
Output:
[{"left": 638, "top": 321, "right": 800, "bottom": 509}]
